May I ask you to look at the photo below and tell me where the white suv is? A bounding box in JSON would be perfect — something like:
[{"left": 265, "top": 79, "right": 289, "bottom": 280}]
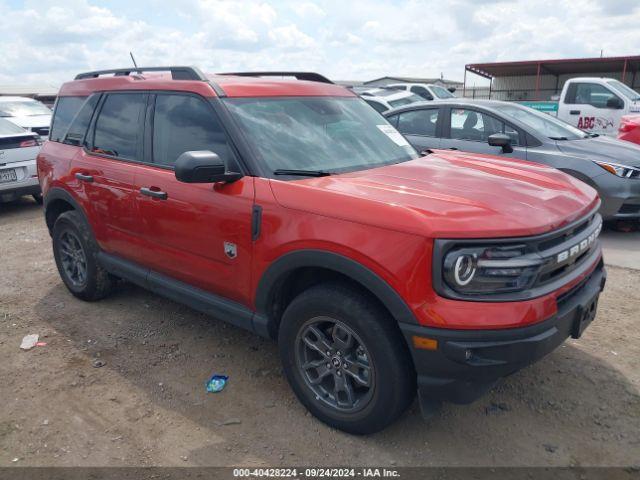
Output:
[
  {"left": 359, "top": 88, "right": 424, "bottom": 113},
  {"left": 0, "top": 118, "right": 42, "bottom": 203},
  {"left": 0, "top": 96, "right": 52, "bottom": 139},
  {"left": 388, "top": 83, "right": 456, "bottom": 101}
]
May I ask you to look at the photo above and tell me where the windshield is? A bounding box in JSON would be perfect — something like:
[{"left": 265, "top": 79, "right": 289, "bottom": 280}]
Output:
[
  {"left": 431, "top": 86, "right": 455, "bottom": 99},
  {"left": 0, "top": 99, "right": 51, "bottom": 117},
  {"left": 389, "top": 94, "right": 423, "bottom": 107},
  {"left": 494, "top": 104, "right": 588, "bottom": 140},
  {"left": 0, "top": 118, "right": 27, "bottom": 135},
  {"left": 607, "top": 80, "right": 640, "bottom": 101},
  {"left": 225, "top": 97, "right": 418, "bottom": 174}
]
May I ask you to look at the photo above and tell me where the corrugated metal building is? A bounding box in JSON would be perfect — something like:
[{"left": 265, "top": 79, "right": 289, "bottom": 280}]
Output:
[{"left": 463, "top": 55, "right": 640, "bottom": 101}]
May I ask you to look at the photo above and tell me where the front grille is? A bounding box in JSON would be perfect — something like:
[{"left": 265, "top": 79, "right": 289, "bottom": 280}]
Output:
[
  {"left": 619, "top": 202, "right": 640, "bottom": 215},
  {"left": 528, "top": 209, "right": 602, "bottom": 289}
]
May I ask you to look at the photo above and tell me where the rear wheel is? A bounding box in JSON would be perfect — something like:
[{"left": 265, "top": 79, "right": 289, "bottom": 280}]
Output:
[
  {"left": 52, "top": 210, "right": 114, "bottom": 301},
  {"left": 278, "top": 282, "right": 415, "bottom": 434},
  {"left": 33, "top": 193, "right": 43, "bottom": 205}
]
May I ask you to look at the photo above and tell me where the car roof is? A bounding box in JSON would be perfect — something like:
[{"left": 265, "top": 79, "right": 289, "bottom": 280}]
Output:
[
  {"left": 0, "top": 96, "right": 41, "bottom": 102},
  {"left": 58, "top": 70, "right": 354, "bottom": 99},
  {"left": 383, "top": 98, "right": 528, "bottom": 116}
]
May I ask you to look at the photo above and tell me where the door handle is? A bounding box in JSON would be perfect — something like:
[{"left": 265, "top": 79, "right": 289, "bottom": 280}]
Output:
[
  {"left": 569, "top": 110, "right": 581, "bottom": 115},
  {"left": 75, "top": 173, "right": 94, "bottom": 182},
  {"left": 140, "top": 187, "right": 168, "bottom": 200},
  {"left": 448, "top": 147, "right": 458, "bottom": 150}
]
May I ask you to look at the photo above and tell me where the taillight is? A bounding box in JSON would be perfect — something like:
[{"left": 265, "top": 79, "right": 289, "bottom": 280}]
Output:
[
  {"left": 619, "top": 117, "right": 640, "bottom": 134},
  {"left": 19, "top": 138, "right": 39, "bottom": 148}
]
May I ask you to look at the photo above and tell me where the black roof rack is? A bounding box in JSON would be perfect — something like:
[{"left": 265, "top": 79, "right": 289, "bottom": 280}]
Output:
[
  {"left": 217, "top": 71, "right": 333, "bottom": 84},
  {"left": 74, "top": 66, "right": 207, "bottom": 81}
]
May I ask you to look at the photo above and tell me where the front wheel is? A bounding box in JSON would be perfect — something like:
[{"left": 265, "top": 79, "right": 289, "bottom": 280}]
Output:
[{"left": 278, "top": 282, "right": 415, "bottom": 434}]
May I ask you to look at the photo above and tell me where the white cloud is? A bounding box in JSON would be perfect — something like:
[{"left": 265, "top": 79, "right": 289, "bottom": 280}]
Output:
[
  {"left": 0, "top": 0, "right": 639, "bottom": 87},
  {"left": 291, "top": 1, "right": 325, "bottom": 18}
]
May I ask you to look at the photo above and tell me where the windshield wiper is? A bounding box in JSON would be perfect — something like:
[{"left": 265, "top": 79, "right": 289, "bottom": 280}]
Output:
[
  {"left": 273, "top": 169, "right": 331, "bottom": 177},
  {"left": 549, "top": 136, "right": 568, "bottom": 141}
]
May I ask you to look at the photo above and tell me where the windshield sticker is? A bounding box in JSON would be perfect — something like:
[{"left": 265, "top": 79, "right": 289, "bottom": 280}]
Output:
[{"left": 377, "top": 125, "right": 410, "bottom": 147}]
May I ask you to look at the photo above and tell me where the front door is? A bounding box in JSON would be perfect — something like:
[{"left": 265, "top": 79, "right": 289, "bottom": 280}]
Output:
[
  {"left": 440, "top": 107, "right": 527, "bottom": 160},
  {"left": 133, "top": 92, "right": 255, "bottom": 306}
]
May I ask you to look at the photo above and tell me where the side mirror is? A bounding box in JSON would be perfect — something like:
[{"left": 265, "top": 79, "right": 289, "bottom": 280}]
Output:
[
  {"left": 606, "top": 96, "right": 624, "bottom": 109},
  {"left": 488, "top": 133, "right": 514, "bottom": 153},
  {"left": 174, "top": 151, "right": 242, "bottom": 183}
]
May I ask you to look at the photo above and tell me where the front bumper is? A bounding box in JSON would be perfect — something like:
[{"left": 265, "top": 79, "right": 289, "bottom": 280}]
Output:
[
  {"left": 595, "top": 173, "right": 640, "bottom": 219},
  {"left": 399, "top": 260, "right": 606, "bottom": 408}
]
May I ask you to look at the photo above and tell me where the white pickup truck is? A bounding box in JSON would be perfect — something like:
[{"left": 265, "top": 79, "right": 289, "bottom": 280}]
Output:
[{"left": 521, "top": 77, "right": 640, "bottom": 136}]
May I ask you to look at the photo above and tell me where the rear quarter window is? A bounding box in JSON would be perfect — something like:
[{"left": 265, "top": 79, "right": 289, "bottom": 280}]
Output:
[{"left": 50, "top": 96, "right": 87, "bottom": 142}]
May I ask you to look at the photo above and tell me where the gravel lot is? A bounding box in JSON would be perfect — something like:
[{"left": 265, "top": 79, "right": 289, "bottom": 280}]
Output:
[{"left": 1, "top": 197, "right": 639, "bottom": 467}]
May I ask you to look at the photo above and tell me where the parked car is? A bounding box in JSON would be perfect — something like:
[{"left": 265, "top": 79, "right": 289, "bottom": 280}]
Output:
[
  {"left": 388, "top": 82, "right": 456, "bottom": 100},
  {"left": 357, "top": 87, "right": 423, "bottom": 113},
  {"left": 0, "top": 96, "right": 52, "bottom": 139},
  {"left": 39, "top": 67, "right": 604, "bottom": 434},
  {"left": 618, "top": 114, "right": 640, "bottom": 145},
  {"left": 521, "top": 77, "right": 640, "bottom": 137},
  {"left": 0, "top": 118, "right": 42, "bottom": 203},
  {"left": 385, "top": 99, "right": 640, "bottom": 220}
]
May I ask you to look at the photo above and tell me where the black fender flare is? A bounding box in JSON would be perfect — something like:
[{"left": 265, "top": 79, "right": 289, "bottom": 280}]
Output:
[
  {"left": 253, "top": 249, "right": 418, "bottom": 338},
  {"left": 43, "top": 187, "right": 92, "bottom": 235}
]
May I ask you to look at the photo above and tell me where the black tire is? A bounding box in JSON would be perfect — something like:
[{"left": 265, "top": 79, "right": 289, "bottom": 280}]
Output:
[
  {"left": 32, "top": 193, "right": 43, "bottom": 205},
  {"left": 278, "top": 282, "right": 415, "bottom": 434},
  {"left": 52, "top": 210, "right": 114, "bottom": 301}
]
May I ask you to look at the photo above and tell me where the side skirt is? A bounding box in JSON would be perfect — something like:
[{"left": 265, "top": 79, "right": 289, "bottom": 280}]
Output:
[{"left": 97, "top": 252, "right": 258, "bottom": 334}]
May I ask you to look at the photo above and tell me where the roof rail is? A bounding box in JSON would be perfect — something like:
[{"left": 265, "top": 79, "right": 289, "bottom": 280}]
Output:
[
  {"left": 74, "top": 66, "right": 207, "bottom": 81},
  {"left": 217, "top": 71, "right": 333, "bottom": 84}
]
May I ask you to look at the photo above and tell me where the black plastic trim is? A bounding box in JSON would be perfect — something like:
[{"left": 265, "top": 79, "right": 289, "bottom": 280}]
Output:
[
  {"left": 75, "top": 66, "right": 208, "bottom": 81},
  {"left": 217, "top": 71, "right": 333, "bottom": 84},
  {"left": 252, "top": 205, "right": 262, "bottom": 241},
  {"left": 97, "top": 252, "right": 255, "bottom": 333},
  {"left": 255, "top": 249, "right": 418, "bottom": 335},
  {"left": 43, "top": 187, "right": 91, "bottom": 235}
]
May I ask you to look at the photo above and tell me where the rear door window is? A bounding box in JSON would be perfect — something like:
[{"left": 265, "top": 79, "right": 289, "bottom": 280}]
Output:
[
  {"left": 62, "top": 95, "right": 99, "bottom": 146},
  {"left": 92, "top": 93, "right": 146, "bottom": 160},
  {"left": 50, "top": 96, "right": 87, "bottom": 142},
  {"left": 410, "top": 86, "right": 433, "bottom": 100},
  {"left": 151, "top": 94, "right": 236, "bottom": 167},
  {"left": 396, "top": 109, "right": 440, "bottom": 136}
]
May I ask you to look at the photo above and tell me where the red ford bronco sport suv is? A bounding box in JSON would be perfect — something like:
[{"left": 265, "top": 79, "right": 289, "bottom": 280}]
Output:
[{"left": 38, "top": 67, "right": 606, "bottom": 434}]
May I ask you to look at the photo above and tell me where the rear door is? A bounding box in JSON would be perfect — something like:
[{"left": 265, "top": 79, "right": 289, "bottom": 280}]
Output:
[
  {"left": 133, "top": 92, "right": 255, "bottom": 305},
  {"left": 387, "top": 107, "right": 442, "bottom": 151},
  {"left": 440, "top": 107, "right": 526, "bottom": 159},
  {"left": 561, "top": 82, "right": 625, "bottom": 136},
  {"left": 71, "top": 92, "right": 147, "bottom": 260}
]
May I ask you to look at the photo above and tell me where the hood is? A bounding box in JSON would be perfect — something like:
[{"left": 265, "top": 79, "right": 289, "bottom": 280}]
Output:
[
  {"left": 4, "top": 114, "right": 51, "bottom": 129},
  {"left": 269, "top": 151, "right": 598, "bottom": 239},
  {"left": 556, "top": 135, "right": 640, "bottom": 168}
]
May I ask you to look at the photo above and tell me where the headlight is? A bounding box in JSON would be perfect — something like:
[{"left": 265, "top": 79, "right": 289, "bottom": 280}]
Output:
[
  {"left": 594, "top": 161, "right": 640, "bottom": 179},
  {"left": 442, "top": 245, "right": 542, "bottom": 295}
]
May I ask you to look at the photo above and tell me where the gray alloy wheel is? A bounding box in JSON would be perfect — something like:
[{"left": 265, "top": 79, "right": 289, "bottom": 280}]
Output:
[
  {"left": 58, "top": 230, "right": 88, "bottom": 288},
  {"left": 295, "top": 316, "right": 375, "bottom": 413}
]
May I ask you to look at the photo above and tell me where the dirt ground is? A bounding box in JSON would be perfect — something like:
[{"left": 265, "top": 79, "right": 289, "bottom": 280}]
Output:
[{"left": 1, "top": 197, "right": 639, "bottom": 467}]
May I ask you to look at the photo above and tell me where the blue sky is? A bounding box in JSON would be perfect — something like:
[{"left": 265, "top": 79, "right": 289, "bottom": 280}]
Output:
[{"left": 1, "top": 0, "right": 639, "bottom": 86}]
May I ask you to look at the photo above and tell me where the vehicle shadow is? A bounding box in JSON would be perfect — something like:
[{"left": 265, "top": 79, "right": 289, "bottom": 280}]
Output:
[
  {"left": 0, "top": 196, "right": 42, "bottom": 218},
  {"left": 33, "top": 281, "right": 640, "bottom": 466}
]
